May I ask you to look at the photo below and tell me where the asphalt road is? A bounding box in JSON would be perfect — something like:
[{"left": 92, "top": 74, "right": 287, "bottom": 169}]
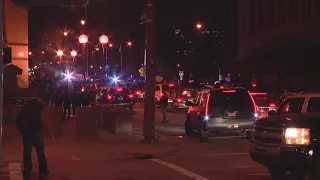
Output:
[{"left": 131, "top": 104, "right": 271, "bottom": 180}]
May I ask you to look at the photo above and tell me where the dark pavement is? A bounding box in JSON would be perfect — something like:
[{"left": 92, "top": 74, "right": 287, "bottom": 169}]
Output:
[{"left": 1, "top": 104, "right": 271, "bottom": 180}]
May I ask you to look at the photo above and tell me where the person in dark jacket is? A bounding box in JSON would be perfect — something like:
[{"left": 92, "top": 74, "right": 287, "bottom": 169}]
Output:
[
  {"left": 62, "top": 92, "right": 72, "bottom": 120},
  {"left": 16, "top": 98, "right": 49, "bottom": 177},
  {"left": 159, "top": 92, "right": 169, "bottom": 123}
]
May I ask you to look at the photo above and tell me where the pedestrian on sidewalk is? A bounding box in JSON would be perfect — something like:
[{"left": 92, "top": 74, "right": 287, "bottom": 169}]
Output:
[
  {"left": 16, "top": 97, "right": 49, "bottom": 178},
  {"left": 159, "top": 92, "right": 169, "bottom": 123}
]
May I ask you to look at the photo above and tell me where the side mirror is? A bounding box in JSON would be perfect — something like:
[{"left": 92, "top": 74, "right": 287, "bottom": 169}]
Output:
[
  {"left": 185, "top": 100, "right": 193, "bottom": 106},
  {"left": 268, "top": 110, "right": 276, "bottom": 116}
]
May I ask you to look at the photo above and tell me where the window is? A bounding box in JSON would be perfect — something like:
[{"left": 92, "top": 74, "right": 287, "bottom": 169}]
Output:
[
  {"left": 209, "top": 90, "right": 253, "bottom": 109},
  {"left": 307, "top": 97, "right": 320, "bottom": 112},
  {"left": 277, "top": 98, "right": 304, "bottom": 114}
]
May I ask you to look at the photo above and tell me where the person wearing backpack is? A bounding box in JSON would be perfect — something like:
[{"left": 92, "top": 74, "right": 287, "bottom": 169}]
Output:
[{"left": 16, "top": 98, "right": 49, "bottom": 178}]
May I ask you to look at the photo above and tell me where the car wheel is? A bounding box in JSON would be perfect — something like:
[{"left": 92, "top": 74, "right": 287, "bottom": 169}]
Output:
[
  {"left": 199, "top": 129, "right": 209, "bottom": 143},
  {"left": 268, "top": 167, "right": 286, "bottom": 180},
  {"left": 185, "top": 119, "right": 193, "bottom": 136}
]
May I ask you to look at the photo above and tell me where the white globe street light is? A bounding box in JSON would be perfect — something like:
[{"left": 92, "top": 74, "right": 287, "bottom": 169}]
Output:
[
  {"left": 99, "top": 35, "right": 109, "bottom": 44},
  {"left": 79, "top": 34, "right": 88, "bottom": 44},
  {"left": 57, "top": 50, "right": 63, "bottom": 65},
  {"left": 71, "top": 50, "right": 77, "bottom": 66}
]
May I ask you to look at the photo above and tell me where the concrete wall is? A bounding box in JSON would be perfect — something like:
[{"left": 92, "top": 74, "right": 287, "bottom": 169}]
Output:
[{"left": 4, "top": 0, "right": 28, "bottom": 88}]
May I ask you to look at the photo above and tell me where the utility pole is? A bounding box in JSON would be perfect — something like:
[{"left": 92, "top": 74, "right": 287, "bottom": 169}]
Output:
[
  {"left": 143, "top": 0, "right": 156, "bottom": 143},
  {"left": 0, "top": 0, "right": 3, "bottom": 167}
]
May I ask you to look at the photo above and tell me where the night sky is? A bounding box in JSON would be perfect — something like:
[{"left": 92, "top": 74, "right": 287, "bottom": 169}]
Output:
[{"left": 28, "top": 0, "right": 237, "bottom": 78}]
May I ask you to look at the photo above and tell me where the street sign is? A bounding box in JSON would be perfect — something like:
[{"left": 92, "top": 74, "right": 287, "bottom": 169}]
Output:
[{"left": 138, "top": 67, "right": 144, "bottom": 77}]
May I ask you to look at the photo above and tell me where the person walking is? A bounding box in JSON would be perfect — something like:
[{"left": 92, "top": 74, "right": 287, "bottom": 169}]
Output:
[
  {"left": 159, "top": 92, "right": 169, "bottom": 123},
  {"left": 16, "top": 98, "right": 49, "bottom": 178}
]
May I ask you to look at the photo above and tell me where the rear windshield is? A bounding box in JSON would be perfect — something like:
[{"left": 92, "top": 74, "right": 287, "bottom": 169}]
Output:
[
  {"left": 252, "top": 94, "right": 271, "bottom": 106},
  {"left": 109, "top": 88, "right": 130, "bottom": 96},
  {"left": 209, "top": 90, "right": 253, "bottom": 108}
]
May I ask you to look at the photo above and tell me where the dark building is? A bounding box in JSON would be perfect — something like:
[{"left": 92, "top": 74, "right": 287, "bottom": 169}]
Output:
[{"left": 236, "top": 0, "right": 320, "bottom": 91}]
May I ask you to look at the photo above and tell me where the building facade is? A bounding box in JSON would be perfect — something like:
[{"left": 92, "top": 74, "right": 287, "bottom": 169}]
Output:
[
  {"left": 4, "top": 0, "right": 28, "bottom": 88},
  {"left": 238, "top": 0, "right": 319, "bottom": 58}
]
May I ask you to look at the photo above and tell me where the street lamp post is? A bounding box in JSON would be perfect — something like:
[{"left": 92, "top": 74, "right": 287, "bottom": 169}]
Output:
[
  {"left": 99, "top": 35, "right": 109, "bottom": 76},
  {"left": 57, "top": 50, "right": 63, "bottom": 68},
  {"left": 71, "top": 50, "right": 77, "bottom": 67},
  {"left": 79, "top": 34, "right": 88, "bottom": 79}
]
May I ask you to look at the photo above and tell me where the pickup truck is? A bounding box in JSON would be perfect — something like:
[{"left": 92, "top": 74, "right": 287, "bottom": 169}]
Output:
[{"left": 249, "top": 93, "right": 320, "bottom": 179}]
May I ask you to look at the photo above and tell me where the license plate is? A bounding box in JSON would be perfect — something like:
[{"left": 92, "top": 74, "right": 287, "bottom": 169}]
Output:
[
  {"left": 227, "top": 124, "right": 239, "bottom": 128},
  {"left": 227, "top": 112, "right": 237, "bottom": 117}
]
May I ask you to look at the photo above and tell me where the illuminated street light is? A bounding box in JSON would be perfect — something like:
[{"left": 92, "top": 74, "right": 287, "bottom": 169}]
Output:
[
  {"left": 57, "top": 50, "right": 63, "bottom": 65},
  {"left": 57, "top": 50, "right": 63, "bottom": 56},
  {"left": 99, "top": 35, "right": 109, "bottom": 44},
  {"left": 109, "top": 43, "right": 113, "bottom": 47},
  {"left": 196, "top": 23, "right": 202, "bottom": 29},
  {"left": 63, "top": 32, "right": 68, "bottom": 36},
  {"left": 28, "top": 52, "right": 32, "bottom": 55},
  {"left": 127, "top": 41, "right": 133, "bottom": 46},
  {"left": 80, "top": 20, "right": 86, "bottom": 25},
  {"left": 79, "top": 34, "right": 88, "bottom": 44},
  {"left": 71, "top": 50, "right": 77, "bottom": 66}
]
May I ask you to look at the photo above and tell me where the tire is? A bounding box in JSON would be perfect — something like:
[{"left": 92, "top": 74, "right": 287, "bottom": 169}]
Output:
[
  {"left": 268, "top": 167, "right": 286, "bottom": 180},
  {"left": 199, "top": 129, "right": 209, "bottom": 143},
  {"left": 185, "top": 119, "right": 193, "bottom": 136}
]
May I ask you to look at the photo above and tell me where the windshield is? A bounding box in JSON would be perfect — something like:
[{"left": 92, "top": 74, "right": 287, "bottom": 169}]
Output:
[
  {"left": 209, "top": 90, "right": 253, "bottom": 108},
  {"left": 109, "top": 88, "right": 130, "bottom": 96},
  {"left": 277, "top": 98, "right": 304, "bottom": 115}
]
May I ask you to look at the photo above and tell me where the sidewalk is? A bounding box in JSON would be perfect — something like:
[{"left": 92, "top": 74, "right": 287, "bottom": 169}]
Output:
[{"left": 1, "top": 121, "right": 181, "bottom": 179}]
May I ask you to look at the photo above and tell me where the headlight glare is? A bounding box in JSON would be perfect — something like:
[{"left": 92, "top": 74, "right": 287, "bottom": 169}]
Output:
[{"left": 285, "top": 128, "right": 310, "bottom": 145}]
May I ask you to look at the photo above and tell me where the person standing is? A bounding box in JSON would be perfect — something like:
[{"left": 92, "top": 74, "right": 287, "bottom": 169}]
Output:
[
  {"left": 62, "top": 91, "right": 72, "bottom": 120},
  {"left": 16, "top": 98, "right": 49, "bottom": 177},
  {"left": 159, "top": 92, "right": 169, "bottom": 123},
  {"left": 71, "top": 90, "right": 81, "bottom": 116}
]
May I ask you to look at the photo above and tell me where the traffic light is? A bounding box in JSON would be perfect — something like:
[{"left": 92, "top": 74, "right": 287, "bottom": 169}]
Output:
[
  {"left": 2, "top": 47, "right": 12, "bottom": 64},
  {"left": 11, "top": 0, "right": 89, "bottom": 7}
]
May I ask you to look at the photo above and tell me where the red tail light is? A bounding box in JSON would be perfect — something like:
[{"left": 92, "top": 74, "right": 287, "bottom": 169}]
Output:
[
  {"left": 252, "top": 83, "right": 257, "bottom": 87},
  {"left": 169, "top": 84, "right": 175, "bottom": 87},
  {"left": 160, "top": 93, "right": 164, "bottom": 96},
  {"left": 270, "top": 103, "right": 276, "bottom": 107},
  {"left": 177, "top": 98, "right": 182, "bottom": 103},
  {"left": 223, "top": 90, "right": 236, "bottom": 93},
  {"left": 187, "top": 94, "right": 191, "bottom": 97},
  {"left": 129, "top": 95, "right": 134, "bottom": 98},
  {"left": 117, "top": 88, "right": 123, "bottom": 91},
  {"left": 136, "top": 91, "right": 141, "bottom": 95},
  {"left": 107, "top": 95, "right": 112, "bottom": 99}
]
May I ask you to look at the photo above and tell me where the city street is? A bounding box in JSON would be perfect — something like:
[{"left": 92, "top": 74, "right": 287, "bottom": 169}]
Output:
[{"left": 1, "top": 104, "right": 270, "bottom": 180}]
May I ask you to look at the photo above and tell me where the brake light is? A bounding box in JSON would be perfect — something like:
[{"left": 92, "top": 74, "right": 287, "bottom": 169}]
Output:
[
  {"left": 160, "top": 93, "right": 164, "bottom": 96},
  {"left": 187, "top": 94, "right": 191, "bottom": 97},
  {"left": 220, "top": 86, "right": 224, "bottom": 89},
  {"left": 129, "top": 95, "right": 134, "bottom": 98},
  {"left": 107, "top": 95, "right": 112, "bottom": 99},
  {"left": 169, "top": 84, "right": 175, "bottom": 87},
  {"left": 177, "top": 98, "right": 182, "bottom": 103},
  {"left": 252, "top": 83, "right": 257, "bottom": 87},
  {"left": 250, "top": 92, "right": 267, "bottom": 95},
  {"left": 223, "top": 90, "right": 236, "bottom": 93},
  {"left": 117, "top": 88, "right": 123, "bottom": 91},
  {"left": 270, "top": 103, "right": 276, "bottom": 107},
  {"left": 136, "top": 91, "right": 141, "bottom": 95}
]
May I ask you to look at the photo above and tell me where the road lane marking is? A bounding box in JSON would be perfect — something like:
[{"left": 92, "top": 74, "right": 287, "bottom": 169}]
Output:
[
  {"left": 198, "top": 153, "right": 249, "bottom": 157},
  {"left": 150, "top": 159, "right": 210, "bottom": 180},
  {"left": 9, "top": 162, "right": 22, "bottom": 180},
  {"left": 71, "top": 156, "right": 81, "bottom": 160}
]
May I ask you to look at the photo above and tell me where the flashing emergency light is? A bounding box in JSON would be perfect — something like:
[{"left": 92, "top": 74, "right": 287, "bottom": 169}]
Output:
[{"left": 112, "top": 76, "right": 119, "bottom": 83}]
